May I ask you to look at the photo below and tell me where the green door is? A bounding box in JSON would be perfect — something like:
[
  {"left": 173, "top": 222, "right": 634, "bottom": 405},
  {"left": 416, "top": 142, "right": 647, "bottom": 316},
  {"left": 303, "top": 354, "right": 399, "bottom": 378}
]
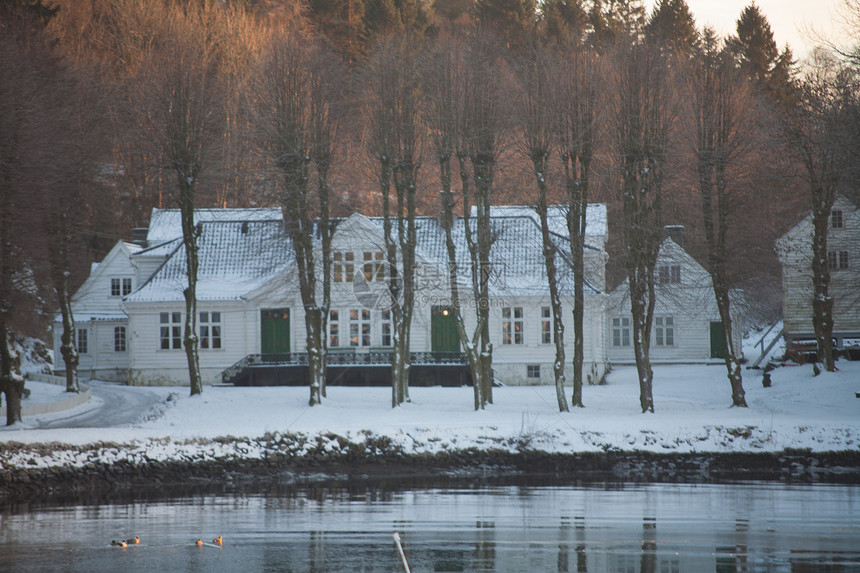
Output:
[
  {"left": 261, "top": 308, "right": 290, "bottom": 356},
  {"left": 431, "top": 306, "right": 460, "bottom": 352},
  {"left": 710, "top": 321, "right": 726, "bottom": 359}
]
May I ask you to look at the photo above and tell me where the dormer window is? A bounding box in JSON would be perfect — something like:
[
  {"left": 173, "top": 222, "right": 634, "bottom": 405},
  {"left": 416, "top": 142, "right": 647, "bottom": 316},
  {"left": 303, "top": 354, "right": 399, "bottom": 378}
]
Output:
[
  {"left": 658, "top": 265, "right": 681, "bottom": 284},
  {"left": 832, "top": 210, "right": 843, "bottom": 229},
  {"left": 111, "top": 277, "right": 132, "bottom": 296}
]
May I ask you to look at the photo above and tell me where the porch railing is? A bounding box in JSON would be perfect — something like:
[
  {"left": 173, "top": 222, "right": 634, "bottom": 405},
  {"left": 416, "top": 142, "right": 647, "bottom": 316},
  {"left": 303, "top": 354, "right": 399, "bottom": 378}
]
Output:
[{"left": 222, "top": 350, "right": 466, "bottom": 384}]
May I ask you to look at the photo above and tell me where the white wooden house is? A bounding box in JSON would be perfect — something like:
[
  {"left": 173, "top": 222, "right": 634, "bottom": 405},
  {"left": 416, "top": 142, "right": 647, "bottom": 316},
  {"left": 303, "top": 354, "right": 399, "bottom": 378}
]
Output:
[
  {"left": 55, "top": 206, "right": 611, "bottom": 387},
  {"left": 775, "top": 195, "right": 860, "bottom": 356},
  {"left": 606, "top": 237, "right": 745, "bottom": 364}
]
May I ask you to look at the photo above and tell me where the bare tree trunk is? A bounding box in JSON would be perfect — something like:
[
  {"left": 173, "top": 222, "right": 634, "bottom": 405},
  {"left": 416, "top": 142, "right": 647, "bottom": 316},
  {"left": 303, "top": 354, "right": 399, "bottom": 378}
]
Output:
[
  {"left": 179, "top": 189, "right": 203, "bottom": 395},
  {"left": 691, "top": 35, "right": 748, "bottom": 406},
  {"left": 515, "top": 41, "right": 569, "bottom": 411},
  {"left": 810, "top": 192, "right": 836, "bottom": 371},
  {"left": 557, "top": 43, "right": 596, "bottom": 409},
  {"left": 612, "top": 41, "right": 674, "bottom": 413}
]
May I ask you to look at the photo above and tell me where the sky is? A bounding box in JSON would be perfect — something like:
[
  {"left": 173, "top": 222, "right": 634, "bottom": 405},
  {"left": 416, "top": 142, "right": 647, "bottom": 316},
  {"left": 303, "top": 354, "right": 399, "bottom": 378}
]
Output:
[{"left": 648, "top": 0, "right": 846, "bottom": 59}]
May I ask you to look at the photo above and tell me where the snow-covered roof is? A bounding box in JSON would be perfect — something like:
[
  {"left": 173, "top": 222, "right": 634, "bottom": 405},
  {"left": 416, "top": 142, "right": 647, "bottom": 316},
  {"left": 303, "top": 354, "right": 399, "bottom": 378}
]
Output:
[
  {"left": 412, "top": 215, "right": 600, "bottom": 296},
  {"left": 146, "top": 208, "right": 283, "bottom": 244},
  {"left": 471, "top": 204, "right": 608, "bottom": 240},
  {"left": 127, "top": 220, "right": 293, "bottom": 303},
  {"left": 54, "top": 311, "right": 128, "bottom": 323}
]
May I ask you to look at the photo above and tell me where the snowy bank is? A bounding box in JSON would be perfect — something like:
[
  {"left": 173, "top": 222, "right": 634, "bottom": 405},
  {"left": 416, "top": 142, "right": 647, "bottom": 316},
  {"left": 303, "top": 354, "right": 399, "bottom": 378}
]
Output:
[{"left": 1, "top": 362, "right": 859, "bottom": 497}]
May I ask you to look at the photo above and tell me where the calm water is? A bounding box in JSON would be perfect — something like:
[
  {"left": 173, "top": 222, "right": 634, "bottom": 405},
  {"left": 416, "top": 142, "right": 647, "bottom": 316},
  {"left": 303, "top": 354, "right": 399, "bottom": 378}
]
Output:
[{"left": 1, "top": 481, "right": 859, "bottom": 572}]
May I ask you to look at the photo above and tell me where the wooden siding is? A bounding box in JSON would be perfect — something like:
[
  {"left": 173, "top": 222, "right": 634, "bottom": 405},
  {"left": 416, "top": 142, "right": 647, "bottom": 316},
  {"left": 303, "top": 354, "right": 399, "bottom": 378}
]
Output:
[{"left": 777, "top": 196, "right": 860, "bottom": 340}]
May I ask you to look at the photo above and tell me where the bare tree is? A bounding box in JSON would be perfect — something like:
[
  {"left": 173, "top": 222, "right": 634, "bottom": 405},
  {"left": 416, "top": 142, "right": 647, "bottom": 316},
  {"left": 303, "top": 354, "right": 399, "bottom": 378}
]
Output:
[
  {"left": 365, "top": 38, "right": 423, "bottom": 407},
  {"left": 253, "top": 25, "right": 341, "bottom": 406},
  {"left": 133, "top": 13, "right": 224, "bottom": 396},
  {"left": 556, "top": 39, "right": 598, "bottom": 408},
  {"left": 514, "top": 40, "right": 569, "bottom": 412},
  {"left": 426, "top": 31, "right": 504, "bottom": 410},
  {"left": 784, "top": 50, "right": 859, "bottom": 371},
  {"left": 0, "top": 0, "right": 62, "bottom": 421},
  {"left": 609, "top": 40, "right": 677, "bottom": 413},
  {"left": 688, "top": 29, "right": 749, "bottom": 405}
]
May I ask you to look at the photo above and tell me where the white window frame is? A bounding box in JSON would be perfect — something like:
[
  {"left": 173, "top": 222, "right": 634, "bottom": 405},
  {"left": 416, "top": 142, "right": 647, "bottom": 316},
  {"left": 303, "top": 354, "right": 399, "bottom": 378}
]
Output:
[
  {"left": 658, "top": 264, "right": 681, "bottom": 284},
  {"left": 612, "top": 317, "right": 631, "bottom": 347},
  {"left": 828, "top": 250, "right": 849, "bottom": 270},
  {"left": 160, "top": 312, "right": 182, "bottom": 350},
  {"left": 655, "top": 316, "right": 674, "bottom": 347},
  {"left": 77, "top": 328, "right": 88, "bottom": 354},
  {"left": 832, "top": 209, "right": 843, "bottom": 229},
  {"left": 380, "top": 309, "right": 392, "bottom": 347},
  {"left": 199, "top": 311, "right": 222, "bottom": 350},
  {"left": 502, "top": 307, "right": 523, "bottom": 345},
  {"left": 541, "top": 306, "right": 552, "bottom": 344},
  {"left": 114, "top": 326, "right": 126, "bottom": 352}
]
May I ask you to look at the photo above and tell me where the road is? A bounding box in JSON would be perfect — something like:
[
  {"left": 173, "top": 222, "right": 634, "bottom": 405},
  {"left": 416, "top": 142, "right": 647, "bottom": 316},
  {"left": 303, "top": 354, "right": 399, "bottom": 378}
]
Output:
[{"left": 34, "top": 380, "right": 165, "bottom": 429}]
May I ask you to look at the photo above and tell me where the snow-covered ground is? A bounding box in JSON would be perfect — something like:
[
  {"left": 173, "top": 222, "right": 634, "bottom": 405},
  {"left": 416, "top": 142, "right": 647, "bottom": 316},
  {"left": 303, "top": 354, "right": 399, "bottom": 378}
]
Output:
[{"left": 1, "top": 357, "right": 858, "bottom": 473}]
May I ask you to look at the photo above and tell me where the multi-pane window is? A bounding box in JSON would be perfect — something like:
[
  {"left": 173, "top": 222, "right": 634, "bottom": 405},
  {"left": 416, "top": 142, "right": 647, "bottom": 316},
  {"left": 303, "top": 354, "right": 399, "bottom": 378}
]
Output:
[
  {"left": 111, "top": 278, "right": 132, "bottom": 296},
  {"left": 381, "top": 309, "right": 392, "bottom": 347},
  {"left": 832, "top": 210, "right": 843, "bottom": 229},
  {"left": 160, "top": 312, "right": 182, "bottom": 350},
  {"left": 199, "top": 312, "right": 222, "bottom": 349},
  {"left": 502, "top": 307, "right": 523, "bottom": 345},
  {"left": 527, "top": 364, "right": 541, "bottom": 379},
  {"left": 612, "top": 317, "right": 630, "bottom": 347},
  {"left": 363, "top": 251, "right": 385, "bottom": 282},
  {"left": 329, "top": 309, "right": 340, "bottom": 347},
  {"left": 655, "top": 316, "right": 674, "bottom": 347},
  {"left": 333, "top": 252, "right": 355, "bottom": 283},
  {"left": 658, "top": 265, "right": 681, "bottom": 284},
  {"left": 828, "top": 250, "right": 849, "bottom": 270},
  {"left": 114, "top": 326, "right": 126, "bottom": 352},
  {"left": 77, "top": 328, "right": 88, "bottom": 354},
  {"left": 348, "top": 309, "right": 372, "bottom": 347},
  {"left": 541, "top": 306, "right": 552, "bottom": 344}
]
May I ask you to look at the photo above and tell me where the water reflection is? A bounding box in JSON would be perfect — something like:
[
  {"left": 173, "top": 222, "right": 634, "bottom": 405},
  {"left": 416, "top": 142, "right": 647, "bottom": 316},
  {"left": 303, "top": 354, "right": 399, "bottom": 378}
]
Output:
[{"left": 1, "top": 481, "right": 858, "bottom": 572}]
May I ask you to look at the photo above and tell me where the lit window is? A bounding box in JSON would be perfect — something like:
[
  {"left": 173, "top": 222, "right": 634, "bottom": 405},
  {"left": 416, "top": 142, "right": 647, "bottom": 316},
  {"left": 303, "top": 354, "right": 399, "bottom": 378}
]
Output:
[
  {"left": 658, "top": 265, "right": 681, "bottom": 284},
  {"left": 114, "top": 326, "right": 126, "bottom": 352},
  {"left": 348, "top": 309, "right": 370, "bottom": 346},
  {"left": 362, "top": 309, "right": 371, "bottom": 346},
  {"left": 527, "top": 364, "right": 541, "bottom": 379},
  {"left": 655, "top": 316, "right": 674, "bottom": 347},
  {"left": 612, "top": 317, "right": 630, "bottom": 347},
  {"left": 333, "top": 252, "right": 343, "bottom": 283},
  {"left": 364, "top": 252, "right": 385, "bottom": 281},
  {"left": 199, "top": 312, "right": 222, "bottom": 350},
  {"left": 160, "top": 312, "right": 182, "bottom": 350},
  {"left": 345, "top": 252, "right": 354, "bottom": 282},
  {"left": 502, "top": 307, "right": 524, "bottom": 345},
  {"left": 77, "top": 329, "right": 88, "bottom": 354},
  {"left": 541, "top": 306, "right": 552, "bottom": 344},
  {"left": 381, "top": 309, "right": 392, "bottom": 347},
  {"left": 832, "top": 210, "right": 843, "bottom": 229},
  {"left": 329, "top": 309, "right": 340, "bottom": 347}
]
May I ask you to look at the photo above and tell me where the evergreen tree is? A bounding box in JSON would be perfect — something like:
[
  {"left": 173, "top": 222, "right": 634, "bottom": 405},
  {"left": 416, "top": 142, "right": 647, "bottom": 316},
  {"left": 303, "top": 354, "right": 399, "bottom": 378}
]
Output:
[
  {"left": 477, "top": 0, "right": 537, "bottom": 48},
  {"left": 645, "top": 0, "right": 699, "bottom": 58},
  {"left": 727, "top": 3, "right": 797, "bottom": 107},
  {"left": 588, "top": 0, "right": 646, "bottom": 50},
  {"left": 540, "top": 0, "right": 588, "bottom": 44}
]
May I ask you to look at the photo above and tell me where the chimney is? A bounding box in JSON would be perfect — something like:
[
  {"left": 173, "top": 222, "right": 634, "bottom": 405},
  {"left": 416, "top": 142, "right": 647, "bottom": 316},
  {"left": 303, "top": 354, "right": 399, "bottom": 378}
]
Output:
[
  {"left": 664, "top": 225, "right": 684, "bottom": 247},
  {"left": 131, "top": 227, "right": 148, "bottom": 248}
]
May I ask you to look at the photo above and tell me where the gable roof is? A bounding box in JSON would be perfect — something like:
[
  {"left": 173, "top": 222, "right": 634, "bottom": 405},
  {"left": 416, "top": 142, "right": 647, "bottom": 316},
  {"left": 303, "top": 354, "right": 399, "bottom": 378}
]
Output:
[
  {"left": 126, "top": 219, "right": 293, "bottom": 303},
  {"left": 146, "top": 208, "right": 283, "bottom": 245}
]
